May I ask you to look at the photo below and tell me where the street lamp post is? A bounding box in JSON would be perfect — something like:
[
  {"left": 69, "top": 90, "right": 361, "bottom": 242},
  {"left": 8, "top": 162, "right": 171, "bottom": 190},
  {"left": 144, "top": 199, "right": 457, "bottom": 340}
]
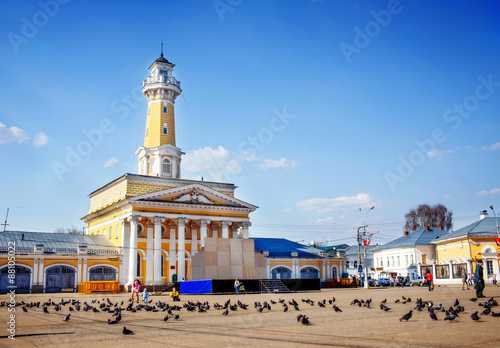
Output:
[{"left": 359, "top": 206, "right": 375, "bottom": 288}]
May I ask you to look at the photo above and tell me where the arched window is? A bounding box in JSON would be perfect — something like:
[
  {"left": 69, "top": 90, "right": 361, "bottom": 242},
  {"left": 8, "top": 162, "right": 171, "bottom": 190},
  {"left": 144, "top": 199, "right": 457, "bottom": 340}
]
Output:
[
  {"left": 331, "top": 267, "right": 338, "bottom": 279},
  {"left": 300, "top": 267, "right": 319, "bottom": 279},
  {"left": 89, "top": 266, "right": 117, "bottom": 281},
  {"left": 137, "top": 253, "right": 141, "bottom": 277},
  {"left": 271, "top": 266, "right": 292, "bottom": 279},
  {"left": 162, "top": 159, "right": 171, "bottom": 177}
]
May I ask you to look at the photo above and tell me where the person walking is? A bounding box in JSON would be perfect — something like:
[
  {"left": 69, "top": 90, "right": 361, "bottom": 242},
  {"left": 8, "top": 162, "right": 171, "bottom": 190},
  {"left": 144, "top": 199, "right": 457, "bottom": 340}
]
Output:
[
  {"left": 142, "top": 288, "right": 149, "bottom": 303},
  {"left": 234, "top": 278, "right": 242, "bottom": 295},
  {"left": 425, "top": 271, "right": 433, "bottom": 291},
  {"left": 131, "top": 279, "right": 140, "bottom": 302},
  {"left": 461, "top": 269, "right": 469, "bottom": 290},
  {"left": 474, "top": 260, "right": 485, "bottom": 298},
  {"left": 468, "top": 273, "right": 473, "bottom": 286}
]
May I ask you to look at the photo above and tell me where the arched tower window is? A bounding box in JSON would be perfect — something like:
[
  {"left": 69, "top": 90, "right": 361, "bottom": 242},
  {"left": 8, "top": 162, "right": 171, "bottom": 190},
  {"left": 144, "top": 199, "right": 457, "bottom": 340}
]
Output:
[{"left": 162, "top": 159, "right": 171, "bottom": 177}]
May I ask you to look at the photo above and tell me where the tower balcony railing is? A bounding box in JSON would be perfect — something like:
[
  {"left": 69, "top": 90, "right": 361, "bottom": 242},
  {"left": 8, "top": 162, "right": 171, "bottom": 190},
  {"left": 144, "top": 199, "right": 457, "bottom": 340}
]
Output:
[{"left": 143, "top": 75, "right": 181, "bottom": 89}]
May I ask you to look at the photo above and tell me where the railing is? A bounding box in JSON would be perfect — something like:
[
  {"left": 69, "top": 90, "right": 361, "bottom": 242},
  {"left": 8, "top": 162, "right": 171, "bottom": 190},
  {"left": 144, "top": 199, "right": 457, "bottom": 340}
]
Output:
[
  {"left": 143, "top": 75, "right": 181, "bottom": 88},
  {"left": 0, "top": 246, "right": 120, "bottom": 255}
]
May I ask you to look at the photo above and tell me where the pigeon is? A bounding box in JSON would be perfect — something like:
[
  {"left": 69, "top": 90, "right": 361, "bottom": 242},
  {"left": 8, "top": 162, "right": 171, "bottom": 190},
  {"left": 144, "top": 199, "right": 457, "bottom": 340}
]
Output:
[
  {"left": 222, "top": 309, "right": 229, "bottom": 316},
  {"left": 22, "top": 307, "right": 28, "bottom": 313},
  {"left": 471, "top": 311, "right": 481, "bottom": 321},
  {"left": 283, "top": 305, "right": 288, "bottom": 312},
  {"left": 122, "top": 327, "right": 134, "bottom": 335},
  {"left": 454, "top": 299, "right": 459, "bottom": 307},
  {"left": 430, "top": 311, "right": 438, "bottom": 320},
  {"left": 399, "top": 310, "right": 412, "bottom": 322},
  {"left": 108, "top": 318, "right": 118, "bottom": 324},
  {"left": 470, "top": 298, "right": 478, "bottom": 302},
  {"left": 63, "top": 314, "right": 70, "bottom": 321},
  {"left": 297, "top": 314, "right": 310, "bottom": 325},
  {"left": 43, "top": 306, "right": 49, "bottom": 314},
  {"left": 333, "top": 305, "right": 342, "bottom": 312},
  {"left": 381, "top": 299, "right": 387, "bottom": 304},
  {"left": 491, "top": 312, "right": 500, "bottom": 317},
  {"left": 162, "top": 315, "right": 169, "bottom": 322},
  {"left": 481, "top": 308, "right": 491, "bottom": 316},
  {"left": 444, "top": 311, "right": 456, "bottom": 321}
]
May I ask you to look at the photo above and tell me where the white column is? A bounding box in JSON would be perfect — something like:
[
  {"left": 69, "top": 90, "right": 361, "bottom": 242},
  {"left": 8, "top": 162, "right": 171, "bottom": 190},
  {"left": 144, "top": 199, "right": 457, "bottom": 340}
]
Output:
[
  {"left": 322, "top": 260, "right": 327, "bottom": 281},
  {"left": 120, "top": 218, "right": 130, "bottom": 285},
  {"left": 327, "top": 260, "right": 331, "bottom": 279},
  {"left": 221, "top": 220, "right": 232, "bottom": 238},
  {"left": 77, "top": 259, "right": 82, "bottom": 284},
  {"left": 128, "top": 215, "right": 140, "bottom": 284},
  {"left": 82, "top": 259, "right": 88, "bottom": 282},
  {"left": 291, "top": 259, "right": 296, "bottom": 278},
  {"left": 145, "top": 221, "right": 154, "bottom": 284},
  {"left": 169, "top": 221, "right": 176, "bottom": 282},
  {"left": 39, "top": 259, "right": 44, "bottom": 291},
  {"left": 200, "top": 219, "right": 209, "bottom": 247},
  {"left": 266, "top": 259, "right": 271, "bottom": 279},
  {"left": 153, "top": 216, "right": 164, "bottom": 284},
  {"left": 241, "top": 222, "right": 251, "bottom": 239},
  {"left": 158, "top": 156, "right": 163, "bottom": 177},
  {"left": 177, "top": 217, "right": 188, "bottom": 281},
  {"left": 191, "top": 226, "right": 198, "bottom": 256},
  {"left": 33, "top": 258, "right": 38, "bottom": 285}
]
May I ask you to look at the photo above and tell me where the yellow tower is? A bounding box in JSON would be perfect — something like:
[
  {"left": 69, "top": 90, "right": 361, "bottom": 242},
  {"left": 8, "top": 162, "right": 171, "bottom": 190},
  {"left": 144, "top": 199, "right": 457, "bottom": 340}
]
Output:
[{"left": 135, "top": 44, "right": 184, "bottom": 178}]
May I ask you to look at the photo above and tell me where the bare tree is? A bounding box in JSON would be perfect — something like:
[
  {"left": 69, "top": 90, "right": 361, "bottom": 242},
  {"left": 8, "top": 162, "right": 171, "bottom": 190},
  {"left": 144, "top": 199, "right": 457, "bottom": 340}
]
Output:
[
  {"left": 404, "top": 203, "right": 452, "bottom": 232},
  {"left": 55, "top": 226, "right": 82, "bottom": 234}
]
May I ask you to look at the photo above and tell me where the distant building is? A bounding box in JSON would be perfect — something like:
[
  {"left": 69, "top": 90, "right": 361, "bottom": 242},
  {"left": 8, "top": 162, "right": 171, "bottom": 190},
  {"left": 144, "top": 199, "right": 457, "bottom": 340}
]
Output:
[
  {"left": 344, "top": 245, "right": 377, "bottom": 280},
  {"left": 253, "top": 238, "right": 345, "bottom": 281},
  {"left": 432, "top": 210, "right": 499, "bottom": 285},
  {"left": 372, "top": 227, "right": 447, "bottom": 280},
  {"left": 0, "top": 231, "right": 119, "bottom": 293}
]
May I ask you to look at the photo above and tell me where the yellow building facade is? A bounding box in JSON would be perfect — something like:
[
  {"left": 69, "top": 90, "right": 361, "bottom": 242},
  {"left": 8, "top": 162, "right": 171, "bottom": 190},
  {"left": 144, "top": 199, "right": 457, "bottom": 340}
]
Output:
[{"left": 432, "top": 211, "right": 500, "bottom": 284}]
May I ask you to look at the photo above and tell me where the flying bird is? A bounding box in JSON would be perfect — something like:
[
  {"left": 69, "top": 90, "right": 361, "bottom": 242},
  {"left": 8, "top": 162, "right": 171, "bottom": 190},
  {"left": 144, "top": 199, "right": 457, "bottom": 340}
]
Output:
[{"left": 63, "top": 314, "right": 70, "bottom": 321}]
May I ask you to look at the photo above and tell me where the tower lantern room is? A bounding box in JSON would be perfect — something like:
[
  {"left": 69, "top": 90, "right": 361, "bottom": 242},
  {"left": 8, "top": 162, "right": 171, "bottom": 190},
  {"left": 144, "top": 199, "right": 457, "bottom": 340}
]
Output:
[{"left": 135, "top": 44, "right": 184, "bottom": 179}]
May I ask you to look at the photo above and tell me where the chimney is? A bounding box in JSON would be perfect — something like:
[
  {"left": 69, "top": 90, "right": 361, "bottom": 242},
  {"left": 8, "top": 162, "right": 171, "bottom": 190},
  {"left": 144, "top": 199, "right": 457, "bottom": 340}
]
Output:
[
  {"left": 21, "top": 233, "right": 24, "bottom": 240},
  {"left": 404, "top": 231, "right": 409, "bottom": 236},
  {"left": 425, "top": 226, "right": 430, "bottom": 231},
  {"left": 480, "top": 210, "right": 488, "bottom": 220}
]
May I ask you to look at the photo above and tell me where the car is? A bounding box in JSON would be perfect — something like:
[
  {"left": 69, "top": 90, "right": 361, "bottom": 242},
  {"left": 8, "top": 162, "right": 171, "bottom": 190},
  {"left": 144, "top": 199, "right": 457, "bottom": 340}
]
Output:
[
  {"left": 375, "top": 278, "right": 391, "bottom": 286},
  {"left": 409, "top": 276, "right": 428, "bottom": 287}
]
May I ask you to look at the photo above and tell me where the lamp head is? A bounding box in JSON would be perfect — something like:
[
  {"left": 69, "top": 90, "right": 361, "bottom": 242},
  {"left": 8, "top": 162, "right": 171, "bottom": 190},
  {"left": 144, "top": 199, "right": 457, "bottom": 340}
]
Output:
[
  {"left": 358, "top": 207, "right": 361, "bottom": 211},
  {"left": 490, "top": 205, "right": 494, "bottom": 211},
  {"left": 370, "top": 206, "right": 375, "bottom": 210}
]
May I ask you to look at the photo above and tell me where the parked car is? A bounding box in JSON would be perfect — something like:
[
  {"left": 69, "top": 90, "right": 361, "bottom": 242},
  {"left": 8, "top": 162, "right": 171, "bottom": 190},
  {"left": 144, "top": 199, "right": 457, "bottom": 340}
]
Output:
[
  {"left": 375, "top": 278, "right": 390, "bottom": 286},
  {"left": 360, "top": 276, "right": 375, "bottom": 286},
  {"left": 395, "top": 276, "right": 408, "bottom": 286},
  {"left": 409, "top": 276, "right": 428, "bottom": 287}
]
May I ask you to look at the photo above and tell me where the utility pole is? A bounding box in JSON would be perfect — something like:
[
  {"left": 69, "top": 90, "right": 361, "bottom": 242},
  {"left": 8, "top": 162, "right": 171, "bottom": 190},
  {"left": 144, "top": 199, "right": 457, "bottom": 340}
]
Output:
[
  {"left": 359, "top": 206, "right": 375, "bottom": 288},
  {"left": 1, "top": 208, "right": 9, "bottom": 232},
  {"left": 357, "top": 226, "right": 365, "bottom": 280}
]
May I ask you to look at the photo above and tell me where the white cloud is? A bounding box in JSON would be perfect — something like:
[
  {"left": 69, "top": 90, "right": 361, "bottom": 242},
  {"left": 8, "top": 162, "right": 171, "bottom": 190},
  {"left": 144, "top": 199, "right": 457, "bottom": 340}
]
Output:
[
  {"left": 297, "top": 193, "right": 373, "bottom": 213},
  {"left": 481, "top": 142, "right": 500, "bottom": 151},
  {"left": 476, "top": 188, "right": 500, "bottom": 197},
  {"left": 443, "top": 195, "right": 453, "bottom": 200},
  {"left": 104, "top": 157, "right": 119, "bottom": 168},
  {"left": 316, "top": 216, "right": 335, "bottom": 225},
  {"left": 0, "top": 123, "right": 28, "bottom": 144},
  {"left": 281, "top": 207, "right": 293, "bottom": 213},
  {"left": 183, "top": 146, "right": 243, "bottom": 181},
  {"left": 33, "top": 132, "right": 49, "bottom": 147},
  {"left": 258, "top": 158, "right": 297, "bottom": 170}
]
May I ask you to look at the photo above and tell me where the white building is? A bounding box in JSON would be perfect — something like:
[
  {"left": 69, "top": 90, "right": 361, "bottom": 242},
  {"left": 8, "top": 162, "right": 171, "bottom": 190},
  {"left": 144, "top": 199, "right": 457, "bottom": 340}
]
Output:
[{"left": 372, "top": 227, "right": 447, "bottom": 280}]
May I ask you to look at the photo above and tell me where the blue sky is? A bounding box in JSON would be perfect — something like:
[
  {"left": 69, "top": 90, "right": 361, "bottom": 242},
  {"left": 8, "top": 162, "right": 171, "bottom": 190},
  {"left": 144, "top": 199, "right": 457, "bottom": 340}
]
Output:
[{"left": 1, "top": 0, "right": 499, "bottom": 247}]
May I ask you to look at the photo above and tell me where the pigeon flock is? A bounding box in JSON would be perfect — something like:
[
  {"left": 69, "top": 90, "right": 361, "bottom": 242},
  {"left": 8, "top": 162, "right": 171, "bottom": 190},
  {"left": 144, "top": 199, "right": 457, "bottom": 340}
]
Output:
[{"left": 1, "top": 293, "right": 498, "bottom": 335}]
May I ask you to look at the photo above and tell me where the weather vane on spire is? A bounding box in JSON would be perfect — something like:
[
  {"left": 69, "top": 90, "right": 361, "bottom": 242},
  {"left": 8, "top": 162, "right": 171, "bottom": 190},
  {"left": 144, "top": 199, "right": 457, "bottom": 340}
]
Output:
[{"left": 161, "top": 40, "right": 164, "bottom": 57}]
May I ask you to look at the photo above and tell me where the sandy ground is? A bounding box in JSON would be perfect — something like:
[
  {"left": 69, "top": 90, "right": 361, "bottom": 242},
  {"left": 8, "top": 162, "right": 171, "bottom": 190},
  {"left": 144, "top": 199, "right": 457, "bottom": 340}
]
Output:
[{"left": 1, "top": 284, "right": 500, "bottom": 348}]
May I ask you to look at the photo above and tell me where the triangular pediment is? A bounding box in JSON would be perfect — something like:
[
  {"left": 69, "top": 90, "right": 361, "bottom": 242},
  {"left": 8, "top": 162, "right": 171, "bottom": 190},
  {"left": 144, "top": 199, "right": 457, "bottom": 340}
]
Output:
[{"left": 130, "top": 183, "right": 257, "bottom": 210}]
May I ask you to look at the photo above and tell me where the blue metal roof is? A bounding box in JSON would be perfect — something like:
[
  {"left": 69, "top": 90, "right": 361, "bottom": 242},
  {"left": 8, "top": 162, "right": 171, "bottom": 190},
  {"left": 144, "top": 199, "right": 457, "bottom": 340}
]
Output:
[
  {"left": 433, "top": 217, "right": 499, "bottom": 242},
  {"left": 252, "top": 238, "right": 322, "bottom": 258},
  {"left": 373, "top": 227, "right": 448, "bottom": 251}
]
